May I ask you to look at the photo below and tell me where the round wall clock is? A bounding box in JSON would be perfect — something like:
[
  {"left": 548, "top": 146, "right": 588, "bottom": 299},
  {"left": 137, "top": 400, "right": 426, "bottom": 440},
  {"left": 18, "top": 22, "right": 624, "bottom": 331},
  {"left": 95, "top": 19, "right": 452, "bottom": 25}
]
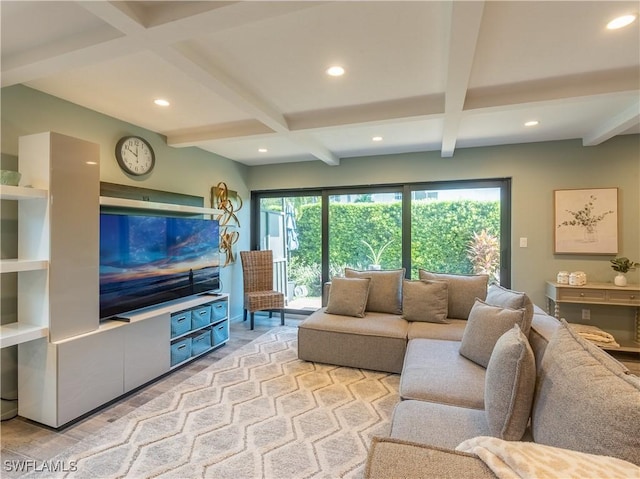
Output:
[{"left": 115, "top": 136, "right": 155, "bottom": 176}]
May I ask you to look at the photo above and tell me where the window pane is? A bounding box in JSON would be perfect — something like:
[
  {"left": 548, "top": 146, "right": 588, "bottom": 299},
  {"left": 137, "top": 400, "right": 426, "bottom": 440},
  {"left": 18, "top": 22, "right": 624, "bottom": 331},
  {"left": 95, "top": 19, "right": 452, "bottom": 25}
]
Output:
[
  {"left": 410, "top": 187, "right": 501, "bottom": 283},
  {"left": 329, "top": 191, "right": 402, "bottom": 276}
]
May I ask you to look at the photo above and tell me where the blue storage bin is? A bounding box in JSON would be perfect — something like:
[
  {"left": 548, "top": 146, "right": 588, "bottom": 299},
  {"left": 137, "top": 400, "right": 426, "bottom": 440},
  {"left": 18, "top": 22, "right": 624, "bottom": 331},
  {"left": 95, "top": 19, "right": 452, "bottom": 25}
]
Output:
[
  {"left": 191, "top": 328, "right": 213, "bottom": 356},
  {"left": 171, "top": 311, "right": 192, "bottom": 338},
  {"left": 211, "top": 300, "right": 228, "bottom": 321},
  {"left": 191, "top": 305, "right": 212, "bottom": 329},
  {"left": 212, "top": 320, "right": 229, "bottom": 346},
  {"left": 171, "top": 337, "right": 192, "bottom": 366}
]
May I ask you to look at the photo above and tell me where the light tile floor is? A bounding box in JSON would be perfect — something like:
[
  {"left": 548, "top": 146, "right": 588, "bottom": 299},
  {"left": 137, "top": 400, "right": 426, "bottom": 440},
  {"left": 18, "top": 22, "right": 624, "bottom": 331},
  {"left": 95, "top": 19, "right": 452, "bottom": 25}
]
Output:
[{"left": 0, "top": 314, "right": 302, "bottom": 478}]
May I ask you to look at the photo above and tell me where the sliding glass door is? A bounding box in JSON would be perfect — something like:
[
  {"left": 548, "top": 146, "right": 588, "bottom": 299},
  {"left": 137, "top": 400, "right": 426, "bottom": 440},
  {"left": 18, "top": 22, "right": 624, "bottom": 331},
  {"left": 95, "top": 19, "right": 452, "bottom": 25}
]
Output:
[
  {"left": 409, "top": 183, "right": 505, "bottom": 284},
  {"left": 328, "top": 190, "right": 402, "bottom": 274},
  {"left": 252, "top": 178, "right": 510, "bottom": 313},
  {"left": 258, "top": 194, "right": 322, "bottom": 312}
]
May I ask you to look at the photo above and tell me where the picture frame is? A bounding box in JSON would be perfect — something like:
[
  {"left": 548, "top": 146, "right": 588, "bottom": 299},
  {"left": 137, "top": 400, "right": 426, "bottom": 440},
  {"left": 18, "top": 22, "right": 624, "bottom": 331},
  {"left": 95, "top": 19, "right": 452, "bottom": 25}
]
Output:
[{"left": 554, "top": 187, "right": 618, "bottom": 255}]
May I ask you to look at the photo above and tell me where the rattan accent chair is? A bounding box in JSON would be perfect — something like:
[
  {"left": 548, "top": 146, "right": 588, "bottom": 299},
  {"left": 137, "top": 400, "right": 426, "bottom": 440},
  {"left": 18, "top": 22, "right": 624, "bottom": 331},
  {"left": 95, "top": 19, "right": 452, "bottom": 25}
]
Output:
[{"left": 240, "top": 250, "right": 285, "bottom": 330}]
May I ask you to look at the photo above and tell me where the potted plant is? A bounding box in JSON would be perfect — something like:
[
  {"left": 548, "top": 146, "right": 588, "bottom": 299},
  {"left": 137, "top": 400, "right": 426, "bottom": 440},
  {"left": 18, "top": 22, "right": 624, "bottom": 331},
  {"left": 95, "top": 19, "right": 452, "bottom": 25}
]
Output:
[
  {"left": 362, "top": 239, "right": 393, "bottom": 270},
  {"left": 610, "top": 257, "right": 639, "bottom": 287}
]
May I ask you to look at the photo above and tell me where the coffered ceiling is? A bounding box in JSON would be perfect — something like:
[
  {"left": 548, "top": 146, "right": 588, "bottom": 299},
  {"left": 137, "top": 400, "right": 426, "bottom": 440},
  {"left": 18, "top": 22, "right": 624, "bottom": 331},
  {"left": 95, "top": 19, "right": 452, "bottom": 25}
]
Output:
[{"left": 2, "top": 1, "right": 639, "bottom": 166}]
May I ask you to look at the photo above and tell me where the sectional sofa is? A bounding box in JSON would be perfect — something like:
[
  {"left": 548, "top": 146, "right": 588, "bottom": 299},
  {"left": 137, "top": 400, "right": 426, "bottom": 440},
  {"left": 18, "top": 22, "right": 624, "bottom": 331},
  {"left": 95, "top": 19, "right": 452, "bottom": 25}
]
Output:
[{"left": 297, "top": 268, "right": 640, "bottom": 478}]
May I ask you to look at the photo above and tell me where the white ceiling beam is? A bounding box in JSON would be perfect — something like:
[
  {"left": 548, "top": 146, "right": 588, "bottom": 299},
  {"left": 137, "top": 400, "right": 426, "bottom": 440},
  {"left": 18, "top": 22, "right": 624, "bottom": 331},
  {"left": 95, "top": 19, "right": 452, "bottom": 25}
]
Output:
[
  {"left": 81, "top": 1, "right": 339, "bottom": 165},
  {"left": 440, "top": 1, "right": 485, "bottom": 158},
  {"left": 583, "top": 101, "right": 640, "bottom": 146},
  {"left": 288, "top": 135, "right": 340, "bottom": 166}
]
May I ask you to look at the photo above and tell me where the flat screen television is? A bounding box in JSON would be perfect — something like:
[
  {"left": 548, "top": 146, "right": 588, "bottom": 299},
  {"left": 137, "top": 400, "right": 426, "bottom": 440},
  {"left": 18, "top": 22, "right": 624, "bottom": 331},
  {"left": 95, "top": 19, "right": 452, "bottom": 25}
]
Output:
[{"left": 99, "top": 213, "right": 220, "bottom": 319}]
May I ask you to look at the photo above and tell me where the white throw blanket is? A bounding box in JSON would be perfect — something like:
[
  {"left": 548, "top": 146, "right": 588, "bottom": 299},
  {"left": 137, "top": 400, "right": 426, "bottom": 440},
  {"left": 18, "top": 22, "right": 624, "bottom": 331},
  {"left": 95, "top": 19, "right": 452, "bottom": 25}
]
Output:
[
  {"left": 567, "top": 323, "right": 620, "bottom": 348},
  {"left": 456, "top": 436, "right": 640, "bottom": 479}
]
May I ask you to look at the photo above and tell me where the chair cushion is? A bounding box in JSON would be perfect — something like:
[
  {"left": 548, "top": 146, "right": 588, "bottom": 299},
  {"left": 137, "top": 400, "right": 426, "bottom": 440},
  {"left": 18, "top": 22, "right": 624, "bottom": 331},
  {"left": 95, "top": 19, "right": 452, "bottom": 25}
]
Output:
[
  {"left": 531, "top": 319, "right": 640, "bottom": 465},
  {"left": 345, "top": 268, "right": 405, "bottom": 314},
  {"left": 418, "top": 271, "right": 488, "bottom": 319},
  {"left": 402, "top": 279, "right": 449, "bottom": 323},
  {"left": 484, "top": 324, "right": 536, "bottom": 440},
  {"left": 244, "top": 290, "right": 284, "bottom": 311},
  {"left": 485, "top": 284, "right": 534, "bottom": 336},
  {"left": 325, "top": 277, "right": 371, "bottom": 318},
  {"left": 459, "top": 299, "right": 528, "bottom": 368}
]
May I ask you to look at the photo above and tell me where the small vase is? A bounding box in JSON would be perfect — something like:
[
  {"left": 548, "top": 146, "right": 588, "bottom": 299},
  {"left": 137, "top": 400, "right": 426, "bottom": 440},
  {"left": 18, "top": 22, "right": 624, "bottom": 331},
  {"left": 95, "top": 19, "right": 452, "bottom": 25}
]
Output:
[{"left": 614, "top": 273, "right": 627, "bottom": 287}]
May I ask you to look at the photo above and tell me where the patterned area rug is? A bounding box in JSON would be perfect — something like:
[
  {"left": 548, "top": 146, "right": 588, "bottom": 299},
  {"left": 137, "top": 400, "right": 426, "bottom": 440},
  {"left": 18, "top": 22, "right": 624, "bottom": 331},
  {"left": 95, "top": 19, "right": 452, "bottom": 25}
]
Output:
[{"left": 32, "top": 327, "right": 400, "bottom": 479}]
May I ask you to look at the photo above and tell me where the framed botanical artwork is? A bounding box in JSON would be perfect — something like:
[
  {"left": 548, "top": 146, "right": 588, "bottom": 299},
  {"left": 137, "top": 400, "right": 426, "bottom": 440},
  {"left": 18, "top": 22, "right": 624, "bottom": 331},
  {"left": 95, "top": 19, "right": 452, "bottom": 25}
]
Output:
[{"left": 554, "top": 187, "right": 618, "bottom": 255}]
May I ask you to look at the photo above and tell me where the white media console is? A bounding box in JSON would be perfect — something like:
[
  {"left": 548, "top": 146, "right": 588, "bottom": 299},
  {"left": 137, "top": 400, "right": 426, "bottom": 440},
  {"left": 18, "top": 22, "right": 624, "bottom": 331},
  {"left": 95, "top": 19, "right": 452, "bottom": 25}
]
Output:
[{"left": 3, "top": 132, "right": 228, "bottom": 428}]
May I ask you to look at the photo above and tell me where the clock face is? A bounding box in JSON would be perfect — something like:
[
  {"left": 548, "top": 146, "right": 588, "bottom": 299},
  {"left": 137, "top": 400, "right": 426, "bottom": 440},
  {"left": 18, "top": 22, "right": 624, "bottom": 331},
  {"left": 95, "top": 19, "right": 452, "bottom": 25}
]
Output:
[{"left": 115, "top": 136, "right": 155, "bottom": 176}]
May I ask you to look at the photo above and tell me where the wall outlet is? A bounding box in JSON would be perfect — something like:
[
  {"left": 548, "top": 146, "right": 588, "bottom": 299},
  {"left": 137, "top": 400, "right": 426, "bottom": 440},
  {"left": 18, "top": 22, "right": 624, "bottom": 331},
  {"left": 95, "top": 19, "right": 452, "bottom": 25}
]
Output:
[{"left": 581, "top": 309, "right": 591, "bottom": 321}]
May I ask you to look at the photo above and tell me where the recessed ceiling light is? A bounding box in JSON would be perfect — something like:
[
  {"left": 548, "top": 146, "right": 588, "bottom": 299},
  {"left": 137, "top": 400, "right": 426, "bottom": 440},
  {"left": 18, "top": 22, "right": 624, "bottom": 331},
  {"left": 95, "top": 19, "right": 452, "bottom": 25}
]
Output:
[
  {"left": 607, "top": 14, "right": 637, "bottom": 29},
  {"left": 86, "top": 161, "right": 98, "bottom": 165},
  {"left": 326, "top": 66, "right": 345, "bottom": 77},
  {"left": 258, "top": 148, "right": 268, "bottom": 153},
  {"left": 524, "top": 120, "right": 539, "bottom": 127},
  {"left": 372, "top": 136, "right": 383, "bottom": 142},
  {"left": 154, "top": 99, "right": 170, "bottom": 107}
]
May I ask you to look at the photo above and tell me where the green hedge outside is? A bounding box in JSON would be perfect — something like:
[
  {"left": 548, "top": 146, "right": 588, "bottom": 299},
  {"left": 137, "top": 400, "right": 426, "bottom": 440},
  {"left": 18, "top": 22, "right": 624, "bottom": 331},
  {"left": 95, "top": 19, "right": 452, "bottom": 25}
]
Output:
[{"left": 288, "top": 200, "right": 500, "bottom": 294}]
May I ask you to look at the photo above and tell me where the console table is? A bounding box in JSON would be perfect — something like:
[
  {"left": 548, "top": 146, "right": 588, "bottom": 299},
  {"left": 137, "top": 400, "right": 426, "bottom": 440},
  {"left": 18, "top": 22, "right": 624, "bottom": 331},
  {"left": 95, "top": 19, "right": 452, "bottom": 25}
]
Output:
[{"left": 545, "top": 281, "right": 640, "bottom": 352}]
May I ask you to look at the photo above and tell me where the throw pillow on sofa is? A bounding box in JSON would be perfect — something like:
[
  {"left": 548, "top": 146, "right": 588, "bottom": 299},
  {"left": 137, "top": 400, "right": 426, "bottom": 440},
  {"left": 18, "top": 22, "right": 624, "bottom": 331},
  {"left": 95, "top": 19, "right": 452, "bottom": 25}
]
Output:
[
  {"left": 485, "top": 324, "right": 536, "bottom": 440},
  {"left": 485, "top": 284, "right": 534, "bottom": 336},
  {"left": 418, "top": 270, "right": 488, "bottom": 320},
  {"left": 345, "top": 268, "right": 405, "bottom": 314},
  {"left": 402, "top": 279, "right": 449, "bottom": 323},
  {"left": 325, "top": 277, "right": 371, "bottom": 318},
  {"left": 459, "top": 299, "right": 528, "bottom": 368}
]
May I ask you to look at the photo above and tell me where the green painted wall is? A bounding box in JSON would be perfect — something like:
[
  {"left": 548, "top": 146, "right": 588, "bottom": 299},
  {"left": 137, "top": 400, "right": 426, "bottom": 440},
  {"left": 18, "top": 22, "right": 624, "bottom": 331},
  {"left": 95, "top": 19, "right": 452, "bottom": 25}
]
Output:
[
  {"left": 1, "top": 85, "right": 251, "bottom": 320},
  {"left": 248, "top": 135, "right": 640, "bottom": 338}
]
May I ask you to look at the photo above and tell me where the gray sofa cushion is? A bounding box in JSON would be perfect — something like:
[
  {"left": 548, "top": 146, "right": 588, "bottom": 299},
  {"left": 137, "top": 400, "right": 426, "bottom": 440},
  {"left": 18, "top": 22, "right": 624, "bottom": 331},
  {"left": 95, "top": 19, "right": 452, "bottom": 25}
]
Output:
[
  {"left": 485, "top": 284, "right": 534, "bottom": 336},
  {"left": 391, "top": 399, "right": 490, "bottom": 449},
  {"left": 459, "top": 299, "right": 528, "bottom": 368},
  {"left": 345, "top": 268, "right": 405, "bottom": 314},
  {"left": 531, "top": 319, "right": 640, "bottom": 465},
  {"left": 325, "top": 276, "right": 371, "bottom": 317},
  {"left": 529, "top": 308, "right": 561, "bottom": 370},
  {"left": 485, "top": 324, "right": 536, "bottom": 440},
  {"left": 299, "top": 310, "right": 409, "bottom": 338},
  {"left": 407, "top": 319, "right": 467, "bottom": 341},
  {"left": 418, "top": 270, "right": 488, "bottom": 319},
  {"left": 297, "top": 310, "right": 409, "bottom": 373},
  {"left": 400, "top": 338, "right": 485, "bottom": 409},
  {"left": 365, "top": 436, "right": 497, "bottom": 479},
  {"left": 402, "top": 279, "right": 449, "bottom": 323}
]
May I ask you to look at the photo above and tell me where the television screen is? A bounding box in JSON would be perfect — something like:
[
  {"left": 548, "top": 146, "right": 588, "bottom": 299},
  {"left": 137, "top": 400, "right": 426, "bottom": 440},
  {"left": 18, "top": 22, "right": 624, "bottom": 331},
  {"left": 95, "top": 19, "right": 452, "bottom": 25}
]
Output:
[{"left": 99, "top": 213, "right": 220, "bottom": 319}]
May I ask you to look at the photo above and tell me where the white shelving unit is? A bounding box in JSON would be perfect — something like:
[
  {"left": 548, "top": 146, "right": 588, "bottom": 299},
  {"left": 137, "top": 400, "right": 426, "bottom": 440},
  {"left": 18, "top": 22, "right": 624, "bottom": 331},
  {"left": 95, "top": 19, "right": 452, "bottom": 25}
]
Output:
[
  {"left": 0, "top": 184, "right": 50, "bottom": 349},
  {"left": 6, "top": 133, "right": 230, "bottom": 427},
  {"left": 12, "top": 132, "right": 103, "bottom": 428}
]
